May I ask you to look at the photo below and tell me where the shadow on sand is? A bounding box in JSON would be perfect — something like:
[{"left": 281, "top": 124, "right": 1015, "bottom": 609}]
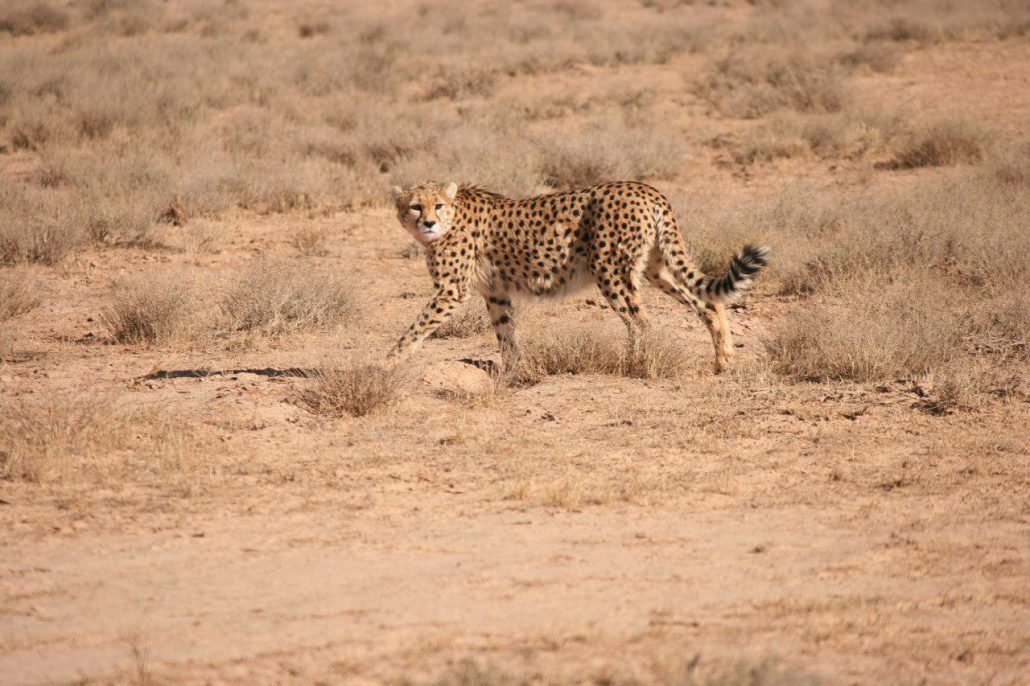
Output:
[{"left": 139, "top": 367, "right": 313, "bottom": 381}]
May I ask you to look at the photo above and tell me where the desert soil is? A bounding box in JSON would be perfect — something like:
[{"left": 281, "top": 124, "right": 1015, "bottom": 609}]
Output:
[{"left": 2, "top": 18, "right": 1029, "bottom": 686}]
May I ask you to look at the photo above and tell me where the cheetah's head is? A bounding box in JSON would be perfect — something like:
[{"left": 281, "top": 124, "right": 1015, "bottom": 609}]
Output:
[{"left": 391, "top": 182, "right": 458, "bottom": 246}]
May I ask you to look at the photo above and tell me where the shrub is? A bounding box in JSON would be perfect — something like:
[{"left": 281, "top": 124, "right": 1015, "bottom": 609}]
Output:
[
  {"left": 837, "top": 41, "right": 901, "bottom": 74},
  {"left": 697, "top": 50, "right": 847, "bottom": 118},
  {"left": 888, "top": 120, "right": 989, "bottom": 169},
  {"left": 294, "top": 365, "right": 400, "bottom": 418},
  {"left": 218, "top": 261, "right": 355, "bottom": 337},
  {"left": 0, "top": 270, "right": 42, "bottom": 320},
  {"left": 101, "top": 275, "right": 195, "bottom": 345},
  {"left": 0, "top": 1, "right": 69, "bottom": 36},
  {"left": 986, "top": 142, "right": 1030, "bottom": 187},
  {"left": 520, "top": 326, "right": 689, "bottom": 380},
  {"left": 0, "top": 188, "right": 87, "bottom": 265},
  {"left": 765, "top": 278, "right": 966, "bottom": 383},
  {"left": 537, "top": 114, "right": 685, "bottom": 188},
  {"left": 0, "top": 394, "right": 127, "bottom": 482}
]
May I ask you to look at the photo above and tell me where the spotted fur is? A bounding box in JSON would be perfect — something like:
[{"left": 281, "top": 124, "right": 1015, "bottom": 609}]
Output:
[{"left": 388, "top": 180, "right": 770, "bottom": 373}]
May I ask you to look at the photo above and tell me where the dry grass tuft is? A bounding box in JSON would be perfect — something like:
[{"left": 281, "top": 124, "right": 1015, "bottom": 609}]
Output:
[
  {"left": 218, "top": 261, "right": 355, "bottom": 337},
  {"left": 837, "top": 41, "right": 900, "bottom": 74},
  {"left": 290, "top": 228, "right": 329, "bottom": 257},
  {"left": 101, "top": 275, "right": 195, "bottom": 345},
  {"left": 0, "top": 392, "right": 214, "bottom": 489},
  {"left": 430, "top": 306, "right": 489, "bottom": 339},
  {"left": 765, "top": 279, "right": 965, "bottom": 383},
  {"left": 429, "top": 660, "right": 520, "bottom": 686},
  {"left": 0, "top": 394, "right": 128, "bottom": 482},
  {"left": 888, "top": 120, "right": 990, "bottom": 169},
  {"left": 683, "top": 657, "right": 825, "bottom": 686},
  {"left": 294, "top": 365, "right": 401, "bottom": 418},
  {"left": 732, "top": 109, "right": 903, "bottom": 165},
  {"left": 0, "top": 326, "right": 13, "bottom": 365},
  {"left": 0, "top": 270, "right": 42, "bottom": 320},
  {"left": 423, "top": 656, "right": 823, "bottom": 686},
  {"left": 520, "top": 327, "right": 689, "bottom": 380},
  {"left": 0, "top": 1, "right": 69, "bottom": 36},
  {"left": 0, "top": 188, "right": 86, "bottom": 265},
  {"left": 537, "top": 113, "right": 686, "bottom": 188},
  {"left": 986, "top": 142, "right": 1030, "bottom": 187},
  {"left": 859, "top": 1, "right": 1030, "bottom": 44},
  {"left": 698, "top": 50, "right": 848, "bottom": 119}
]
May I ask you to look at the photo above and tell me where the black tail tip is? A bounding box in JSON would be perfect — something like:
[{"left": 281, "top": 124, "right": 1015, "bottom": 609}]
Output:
[{"left": 739, "top": 244, "right": 771, "bottom": 268}]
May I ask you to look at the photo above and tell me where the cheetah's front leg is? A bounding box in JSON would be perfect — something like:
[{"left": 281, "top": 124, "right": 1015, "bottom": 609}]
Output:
[{"left": 387, "top": 291, "right": 468, "bottom": 363}]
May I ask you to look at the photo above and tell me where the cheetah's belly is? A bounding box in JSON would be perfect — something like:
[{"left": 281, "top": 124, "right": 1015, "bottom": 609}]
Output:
[{"left": 512, "top": 257, "right": 595, "bottom": 303}]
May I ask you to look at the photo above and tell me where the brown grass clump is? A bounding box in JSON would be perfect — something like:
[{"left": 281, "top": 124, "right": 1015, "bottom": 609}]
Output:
[
  {"left": 0, "top": 1, "right": 69, "bottom": 36},
  {"left": 520, "top": 326, "right": 689, "bottom": 380},
  {"left": 683, "top": 658, "right": 825, "bottom": 686},
  {"left": 698, "top": 50, "right": 848, "bottom": 119},
  {"left": 0, "top": 392, "right": 214, "bottom": 489},
  {"left": 101, "top": 275, "right": 195, "bottom": 345},
  {"left": 859, "top": 0, "right": 1030, "bottom": 44},
  {"left": 0, "top": 326, "right": 13, "bottom": 365},
  {"left": 888, "top": 120, "right": 990, "bottom": 169},
  {"left": 424, "top": 656, "right": 823, "bottom": 686},
  {"left": 0, "top": 188, "right": 86, "bottom": 265},
  {"left": 537, "top": 113, "right": 686, "bottom": 188},
  {"left": 294, "top": 365, "right": 401, "bottom": 418},
  {"left": 765, "top": 279, "right": 965, "bottom": 383},
  {"left": 0, "top": 270, "right": 42, "bottom": 320},
  {"left": 837, "top": 41, "right": 900, "bottom": 74},
  {"left": 218, "top": 261, "right": 355, "bottom": 337},
  {"left": 0, "top": 394, "right": 128, "bottom": 482},
  {"left": 290, "top": 228, "right": 329, "bottom": 257},
  {"left": 734, "top": 107, "right": 905, "bottom": 165},
  {"left": 986, "top": 142, "right": 1030, "bottom": 187},
  {"left": 430, "top": 306, "right": 489, "bottom": 339}
]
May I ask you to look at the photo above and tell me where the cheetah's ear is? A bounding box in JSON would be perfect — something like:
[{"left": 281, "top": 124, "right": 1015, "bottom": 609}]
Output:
[
  {"left": 390, "top": 185, "right": 404, "bottom": 200},
  {"left": 444, "top": 182, "right": 458, "bottom": 200}
]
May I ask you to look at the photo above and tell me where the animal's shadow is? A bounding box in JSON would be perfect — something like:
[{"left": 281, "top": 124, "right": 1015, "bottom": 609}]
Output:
[{"left": 139, "top": 367, "right": 312, "bottom": 381}]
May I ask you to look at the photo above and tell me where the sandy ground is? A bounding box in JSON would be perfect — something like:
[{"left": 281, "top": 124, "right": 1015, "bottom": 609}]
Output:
[{"left": 2, "top": 22, "right": 1029, "bottom": 686}]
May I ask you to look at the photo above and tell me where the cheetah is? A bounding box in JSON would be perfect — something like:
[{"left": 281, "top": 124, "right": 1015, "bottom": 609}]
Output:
[{"left": 388, "top": 180, "right": 769, "bottom": 374}]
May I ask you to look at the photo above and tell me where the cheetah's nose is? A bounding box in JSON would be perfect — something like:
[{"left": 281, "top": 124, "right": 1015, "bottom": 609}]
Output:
[{"left": 423, "top": 220, "right": 436, "bottom": 229}]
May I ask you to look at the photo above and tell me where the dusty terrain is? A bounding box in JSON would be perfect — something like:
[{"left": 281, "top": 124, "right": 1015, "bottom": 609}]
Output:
[{"left": 1, "top": 1, "right": 1028, "bottom": 684}]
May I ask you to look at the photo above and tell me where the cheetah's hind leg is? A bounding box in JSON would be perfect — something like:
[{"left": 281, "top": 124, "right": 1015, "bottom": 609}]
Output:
[
  {"left": 644, "top": 256, "right": 733, "bottom": 374},
  {"left": 592, "top": 261, "right": 650, "bottom": 361}
]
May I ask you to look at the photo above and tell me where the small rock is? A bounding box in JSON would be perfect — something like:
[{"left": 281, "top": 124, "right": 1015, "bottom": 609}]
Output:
[{"left": 422, "top": 361, "right": 493, "bottom": 396}]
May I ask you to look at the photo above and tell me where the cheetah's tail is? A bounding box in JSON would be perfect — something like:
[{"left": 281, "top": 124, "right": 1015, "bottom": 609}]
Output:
[{"left": 701, "top": 244, "right": 771, "bottom": 303}]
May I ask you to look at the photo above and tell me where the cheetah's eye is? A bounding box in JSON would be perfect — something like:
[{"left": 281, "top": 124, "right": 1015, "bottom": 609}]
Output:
[
  {"left": 435, "top": 204, "right": 444, "bottom": 211},
  {"left": 409, "top": 204, "right": 422, "bottom": 213}
]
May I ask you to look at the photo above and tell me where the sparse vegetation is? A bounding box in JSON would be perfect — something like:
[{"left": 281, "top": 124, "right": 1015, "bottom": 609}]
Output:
[
  {"left": 294, "top": 365, "right": 401, "bottom": 418},
  {"left": 218, "top": 261, "right": 355, "bottom": 337},
  {"left": 697, "top": 49, "right": 848, "bottom": 118},
  {"left": 765, "top": 278, "right": 966, "bottom": 383},
  {"left": 101, "top": 275, "right": 196, "bottom": 345},
  {"left": 888, "top": 119, "right": 990, "bottom": 168},
  {"left": 2, "top": 1, "right": 1029, "bottom": 683},
  {"left": 0, "top": 269, "right": 42, "bottom": 320},
  {"left": 0, "top": 393, "right": 128, "bottom": 482},
  {"left": 0, "top": 392, "right": 212, "bottom": 487},
  {"left": 290, "top": 227, "right": 329, "bottom": 257},
  {"left": 0, "top": 1, "right": 69, "bottom": 36},
  {"left": 520, "top": 326, "right": 690, "bottom": 380},
  {"left": 419, "top": 657, "right": 824, "bottom": 686}
]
